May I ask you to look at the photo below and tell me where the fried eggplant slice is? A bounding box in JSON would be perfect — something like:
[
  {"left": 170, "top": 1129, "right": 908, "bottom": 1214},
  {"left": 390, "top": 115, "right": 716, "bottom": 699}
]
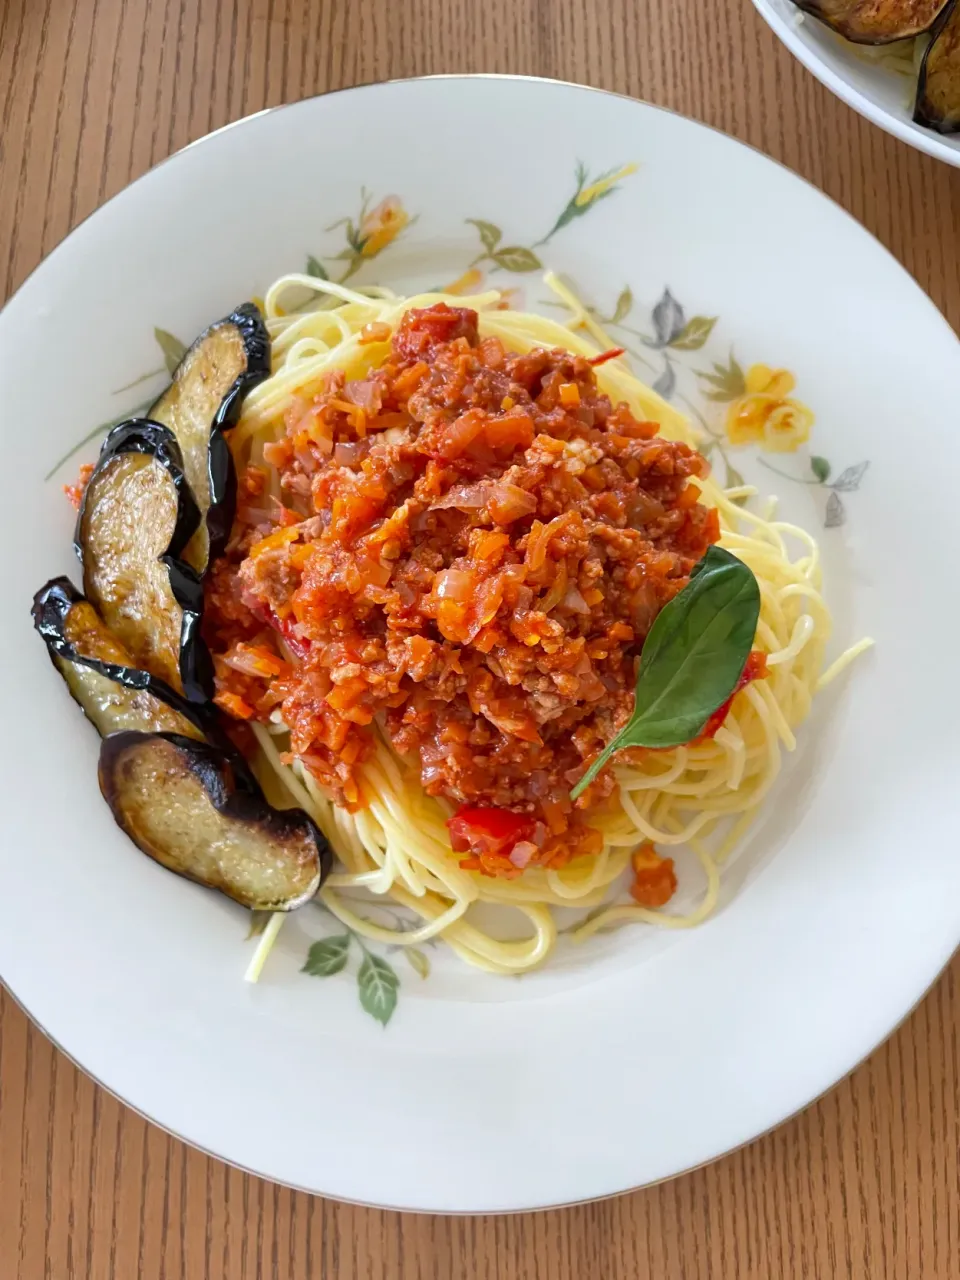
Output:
[
  {"left": 915, "top": 0, "right": 960, "bottom": 131},
  {"left": 148, "top": 303, "right": 271, "bottom": 573},
  {"left": 76, "top": 418, "right": 212, "bottom": 701},
  {"left": 32, "top": 577, "right": 207, "bottom": 740},
  {"left": 33, "top": 577, "right": 261, "bottom": 792},
  {"left": 791, "top": 0, "right": 951, "bottom": 41},
  {"left": 99, "top": 732, "right": 330, "bottom": 911}
]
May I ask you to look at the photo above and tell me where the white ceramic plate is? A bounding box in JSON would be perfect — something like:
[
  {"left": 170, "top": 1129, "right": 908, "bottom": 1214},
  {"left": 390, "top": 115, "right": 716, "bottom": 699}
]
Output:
[
  {"left": 753, "top": 0, "right": 960, "bottom": 167},
  {"left": 1, "top": 76, "right": 958, "bottom": 1212}
]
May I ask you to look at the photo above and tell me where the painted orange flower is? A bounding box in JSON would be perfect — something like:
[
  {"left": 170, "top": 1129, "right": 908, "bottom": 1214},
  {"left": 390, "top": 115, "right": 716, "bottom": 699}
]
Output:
[
  {"left": 441, "top": 267, "right": 485, "bottom": 295},
  {"left": 440, "top": 267, "right": 523, "bottom": 310},
  {"left": 725, "top": 364, "right": 814, "bottom": 453},
  {"left": 359, "top": 196, "right": 410, "bottom": 258}
]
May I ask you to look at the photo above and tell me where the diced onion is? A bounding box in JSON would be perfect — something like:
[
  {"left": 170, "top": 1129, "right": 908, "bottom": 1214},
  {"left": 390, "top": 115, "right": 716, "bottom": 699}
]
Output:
[
  {"left": 434, "top": 568, "right": 476, "bottom": 601},
  {"left": 562, "top": 585, "right": 590, "bottom": 614},
  {"left": 509, "top": 841, "right": 538, "bottom": 869}
]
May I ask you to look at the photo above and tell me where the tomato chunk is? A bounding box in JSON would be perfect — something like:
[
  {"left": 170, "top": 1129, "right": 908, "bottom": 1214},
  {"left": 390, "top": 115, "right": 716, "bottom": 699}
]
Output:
[
  {"left": 629, "top": 842, "right": 677, "bottom": 907},
  {"left": 695, "top": 650, "right": 768, "bottom": 741},
  {"left": 447, "top": 805, "right": 533, "bottom": 857}
]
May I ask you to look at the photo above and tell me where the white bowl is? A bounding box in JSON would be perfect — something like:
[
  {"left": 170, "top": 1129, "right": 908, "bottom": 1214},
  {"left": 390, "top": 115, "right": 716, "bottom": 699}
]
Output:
[{"left": 753, "top": 0, "right": 960, "bottom": 167}]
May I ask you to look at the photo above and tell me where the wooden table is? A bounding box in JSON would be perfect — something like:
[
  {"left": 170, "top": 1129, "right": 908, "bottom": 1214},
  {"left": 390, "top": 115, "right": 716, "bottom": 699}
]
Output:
[{"left": 1, "top": 1, "right": 958, "bottom": 1275}]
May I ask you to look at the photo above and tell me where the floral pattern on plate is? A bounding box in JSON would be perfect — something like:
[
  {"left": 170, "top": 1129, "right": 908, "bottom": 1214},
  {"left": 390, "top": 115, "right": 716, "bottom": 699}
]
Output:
[
  {"left": 574, "top": 283, "right": 870, "bottom": 528},
  {"left": 45, "top": 158, "right": 869, "bottom": 1025}
]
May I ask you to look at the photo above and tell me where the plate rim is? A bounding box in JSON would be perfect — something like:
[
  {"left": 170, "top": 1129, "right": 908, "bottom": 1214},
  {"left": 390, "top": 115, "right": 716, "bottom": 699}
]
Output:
[
  {"left": 4, "top": 943, "right": 952, "bottom": 1215},
  {"left": 3, "top": 73, "right": 960, "bottom": 1212},
  {"left": 5, "top": 71, "right": 958, "bottom": 342}
]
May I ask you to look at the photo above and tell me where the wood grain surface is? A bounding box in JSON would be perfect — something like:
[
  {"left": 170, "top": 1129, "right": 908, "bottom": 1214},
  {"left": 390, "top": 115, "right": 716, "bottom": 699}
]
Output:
[{"left": 1, "top": 1, "right": 958, "bottom": 1276}]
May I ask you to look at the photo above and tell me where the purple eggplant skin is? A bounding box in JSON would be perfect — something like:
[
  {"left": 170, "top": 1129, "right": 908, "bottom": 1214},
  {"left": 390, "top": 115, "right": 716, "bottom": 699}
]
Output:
[
  {"left": 914, "top": 0, "right": 960, "bottom": 133},
  {"left": 74, "top": 417, "right": 214, "bottom": 703},
  {"left": 148, "top": 302, "right": 271, "bottom": 572},
  {"left": 74, "top": 418, "right": 200, "bottom": 561},
  {"left": 31, "top": 576, "right": 260, "bottom": 792},
  {"left": 98, "top": 731, "right": 332, "bottom": 911},
  {"left": 789, "top": 0, "right": 952, "bottom": 43},
  {"left": 33, "top": 575, "right": 211, "bottom": 737}
]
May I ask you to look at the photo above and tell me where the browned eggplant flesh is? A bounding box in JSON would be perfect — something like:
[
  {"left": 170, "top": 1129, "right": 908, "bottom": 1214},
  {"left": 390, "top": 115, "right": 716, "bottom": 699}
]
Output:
[
  {"left": 99, "top": 732, "right": 330, "bottom": 911},
  {"left": 76, "top": 419, "right": 211, "bottom": 701},
  {"left": 915, "top": 0, "right": 960, "bottom": 131},
  {"left": 791, "top": 0, "right": 952, "bottom": 42},
  {"left": 32, "top": 576, "right": 207, "bottom": 740},
  {"left": 148, "top": 303, "right": 270, "bottom": 572}
]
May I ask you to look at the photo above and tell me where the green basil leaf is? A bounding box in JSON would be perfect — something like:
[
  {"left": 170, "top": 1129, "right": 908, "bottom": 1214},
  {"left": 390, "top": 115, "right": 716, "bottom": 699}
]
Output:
[{"left": 570, "top": 546, "right": 759, "bottom": 799}]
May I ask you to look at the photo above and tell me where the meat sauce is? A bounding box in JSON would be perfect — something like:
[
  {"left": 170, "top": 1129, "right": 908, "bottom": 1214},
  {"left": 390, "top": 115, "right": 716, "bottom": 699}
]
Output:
[{"left": 205, "top": 303, "right": 729, "bottom": 877}]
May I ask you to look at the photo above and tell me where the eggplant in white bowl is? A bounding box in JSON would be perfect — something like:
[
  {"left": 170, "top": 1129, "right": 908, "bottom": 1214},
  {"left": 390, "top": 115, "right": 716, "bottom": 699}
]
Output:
[{"left": 753, "top": 0, "right": 960, "bottom": 166}]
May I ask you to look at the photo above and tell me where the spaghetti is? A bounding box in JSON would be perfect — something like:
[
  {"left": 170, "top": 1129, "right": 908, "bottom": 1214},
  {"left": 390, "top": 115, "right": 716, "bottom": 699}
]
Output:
[{"left": 215, "top": 272, "right": 867, "bottom": 978}]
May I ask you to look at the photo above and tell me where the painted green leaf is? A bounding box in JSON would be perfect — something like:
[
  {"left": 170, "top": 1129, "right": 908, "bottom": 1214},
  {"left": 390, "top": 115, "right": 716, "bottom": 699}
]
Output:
[
  {"left": 829, "top": 460, "right": 869, "bottom": 492},
  {"left": 612, "top": 286, "right": 634, "bottom": 324},
  {"left": 466, "top": 218, "right": 502, "bottom": 253},
  {"left": 112, "top": 366, "right": 167, "bottom": 394},
  {"left": 247, "top": 911, "right": 271, "bottom": 940},
  {"left": 670, "top": 315, "right": 718, "bottom": 351},
  {"left": 810, "top": 455, "right": 831, "bottom": 484},
  {"left": 652, "top": 359, "right": 676, "bottom": 401},
  {"left": 696, "top": 354, "right": 746, "bottom": 402},
  {"left": 358, "top": 953, "right": 399, "bottom": 1025},
  {"left": 651, "top": 289, "right": 685, "bottom": 347},
  {"left": 825, "top": 491, "right": 845, "bottom": 528},
  {"left": 541, "top": 200, "right": 580, "bottom": 241},
  {"left": 302, "top": 935, "right": 351, "bottom": 977},
  {"left": 570, "top": 546, "right": 760, "bottom": 798},
  {"left": 492, "top": 246, "right": 542, "bottom": 273},
  {"left": 154, "top": 328, "right": 187, "bottom": 376},
  {"left": 306, "top": 255, "right": 329, "bottom": 279},
  {"left": 405, "top": 948, "right": 431, "bottom": 980},
  {"left": 43, "top": 395, "right": 157, "bottom": 481}
]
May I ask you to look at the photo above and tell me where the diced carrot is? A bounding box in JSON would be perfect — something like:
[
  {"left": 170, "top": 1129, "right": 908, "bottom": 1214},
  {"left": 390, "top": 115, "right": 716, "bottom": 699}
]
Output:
[
  {"left": 214, "top": 691, "right": 255, "bottom": 720},
  {"left": 202, "top": 302, "right": 718, "bottom": 827},
  {"left": 249, "top": 526, "right": 300, "bottom": 558},
  {"left": 359, "top": 321, "right": 392, "bottom": 344},
  {"left": 629, "top": 843, "right": 677, "bottom": 907}
]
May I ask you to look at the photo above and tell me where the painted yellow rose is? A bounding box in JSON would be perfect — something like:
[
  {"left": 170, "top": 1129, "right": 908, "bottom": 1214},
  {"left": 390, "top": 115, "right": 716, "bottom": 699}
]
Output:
[
  {"left": 725, "top": 364, "right": 814, "bottom": 453},
  {"left": 359, "top": 196, "right": 409, "bottom": 258},
  {"left": 575, "top": 163, "right": 639, "bottom": 208}
]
